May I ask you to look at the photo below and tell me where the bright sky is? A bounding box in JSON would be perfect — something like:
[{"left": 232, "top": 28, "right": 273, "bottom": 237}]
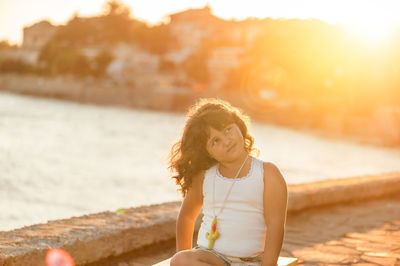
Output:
[{"left": 1, "top": 0, "right": 400, "bottom": 45}]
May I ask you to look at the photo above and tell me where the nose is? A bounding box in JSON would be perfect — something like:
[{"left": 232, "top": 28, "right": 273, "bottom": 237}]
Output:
[{"left": 222, "top": 135, "right": 231, "bottom": 146}]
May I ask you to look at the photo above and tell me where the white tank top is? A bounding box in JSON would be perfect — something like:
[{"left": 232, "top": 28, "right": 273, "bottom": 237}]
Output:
[{"left": 196, "top": 157, "right": 266, "bottom": 257}]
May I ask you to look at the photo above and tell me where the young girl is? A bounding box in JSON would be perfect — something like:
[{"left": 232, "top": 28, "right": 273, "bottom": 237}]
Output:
[{"left": 168, "top": 98, "right": 288, "bottom": 266}]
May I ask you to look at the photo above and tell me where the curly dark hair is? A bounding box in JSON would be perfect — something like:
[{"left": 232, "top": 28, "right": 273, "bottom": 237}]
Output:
[{"left": 168, "top": 98, "right": 256, "bottom": 197}]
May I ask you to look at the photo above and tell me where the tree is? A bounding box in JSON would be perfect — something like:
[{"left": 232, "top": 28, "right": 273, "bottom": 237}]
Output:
[
  {"left": 136, "top": 24, "right": 179, "bottom": 55},
  {"left": 102, "top": 0, "right": 131, "bottom": 17},
  {"left": 92, "top": 50, "right": 113, "bottom": 77},
  {"left": 0, "top": 59, "right": 35, "bottom": 73},
  {"left": 0, "top": 40, "right": 17, "bottom": 50},
  {"left": 182, "top": 46, "right": 210, "bottom": 84},
  {"left": 39, "top": 42, "right": 91, "bottom": 76}
]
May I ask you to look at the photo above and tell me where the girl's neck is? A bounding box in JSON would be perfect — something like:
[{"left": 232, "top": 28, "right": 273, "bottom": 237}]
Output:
[{"left": 218, "top": 151, "right": 250, "bottom": 178}]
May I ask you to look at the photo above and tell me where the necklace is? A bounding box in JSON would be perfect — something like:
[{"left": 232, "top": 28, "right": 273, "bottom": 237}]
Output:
[{"left": 205, "top": 154, "right": 249, "bottom": 249}]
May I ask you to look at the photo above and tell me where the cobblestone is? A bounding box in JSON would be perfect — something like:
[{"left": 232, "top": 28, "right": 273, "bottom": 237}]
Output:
[{"left": 282, "top": 195, "right": 400, "bottom": 265}]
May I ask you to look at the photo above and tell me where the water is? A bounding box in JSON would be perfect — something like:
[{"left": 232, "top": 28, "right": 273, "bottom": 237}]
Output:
[{"left": 1, "top": 92, "right": 399, "bottom": 231}]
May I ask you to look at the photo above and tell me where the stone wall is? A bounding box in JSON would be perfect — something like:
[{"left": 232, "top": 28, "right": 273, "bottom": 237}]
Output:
[
  {"left": 1, "top": 171, "right": 400, "bottom": 265},
  {"left": 0, "top": 74, "right": 196, "bottom": 112}
]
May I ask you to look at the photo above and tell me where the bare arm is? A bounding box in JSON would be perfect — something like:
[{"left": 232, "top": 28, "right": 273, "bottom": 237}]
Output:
[
  {"left": 261, "top": 162, "right": 288, "bottom": 266},
  {"left": 176, "top": 171, "right": 204, "bottom": 252}
]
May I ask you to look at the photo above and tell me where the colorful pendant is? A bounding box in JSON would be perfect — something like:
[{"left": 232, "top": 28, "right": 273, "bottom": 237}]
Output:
[{"left": 205, "top": 216, "right": 219, "bottom": 249}]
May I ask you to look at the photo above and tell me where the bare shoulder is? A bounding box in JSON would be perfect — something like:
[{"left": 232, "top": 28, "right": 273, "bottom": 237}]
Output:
[
  {"left": 262, "top": 162, "right": 287, "bottom": 189},
  {"left": 263, "top": 161, "right": 280, "bottom": 172}
]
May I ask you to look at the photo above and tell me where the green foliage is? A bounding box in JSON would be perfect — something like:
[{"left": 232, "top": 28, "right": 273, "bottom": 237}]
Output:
[
  {"left": 37, "top": 0, "right": 176, "bottom": 78},
  {"left": 102, "top": 0, "right": 131, "bottom": 17},
  {"left": 0, "top": 40, "right": 17, "bottom": 50},
  {"left": 182, "top": 45, "right": 210, "bottom": 84},
  {"left": 38, "top": 40, "right": 114, "bottom": 77},
  {"left": 0, "top": 58, "right": 36, "bottom": 73},
  {"left": 47, "top": 1, "right": 143, "bottom": 46},
  {"left": 137, "top": 24, "right": 179, "bottom": 55},
  {"left": 39, "top": 42, "right": 92, "bottom": 76},
  {"left": 52, "top": 17, "right": 98, "bottom": 46},
  {"left": 31, "top": 1, "right": 400, "bottom": 110},
  {"left": 115, "top": 208, "right": 125, "bottom": 214},
  {"left": 92, "top": 50, "right": 113, "bottom": 77},
  {"left": 40, "top": 0, "right": 177, "bottom": 54}
]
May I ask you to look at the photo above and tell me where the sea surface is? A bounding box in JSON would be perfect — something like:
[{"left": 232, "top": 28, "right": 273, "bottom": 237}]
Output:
[{"left": 1, "top": 92, "right": 400, "bottom": 231}]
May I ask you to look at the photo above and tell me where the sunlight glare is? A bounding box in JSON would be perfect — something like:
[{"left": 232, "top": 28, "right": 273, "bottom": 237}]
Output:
[{"left": 337, "top": 1, "right": 400, "bottom": 43}]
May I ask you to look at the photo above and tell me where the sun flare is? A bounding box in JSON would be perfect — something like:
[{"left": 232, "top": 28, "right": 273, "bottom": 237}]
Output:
[
  {"left": 336, "top": 1, "right": 400, "bottom": 43},
  {"left": 341, "top": 15, "right": 398, "bottom": 43}
]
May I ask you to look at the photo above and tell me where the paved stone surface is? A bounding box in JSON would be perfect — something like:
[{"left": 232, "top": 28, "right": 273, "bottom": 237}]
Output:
[
  {"left": 130, "top": 195, "right": 400, "bottom": 265},
  {"left": 282, "top": 195, "right": 400, "bottom": 265}
]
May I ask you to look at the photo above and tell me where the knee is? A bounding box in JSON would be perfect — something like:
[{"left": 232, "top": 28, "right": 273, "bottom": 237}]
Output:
[{"left": 170, "top": 251, "right": 191, "bottom": 266}]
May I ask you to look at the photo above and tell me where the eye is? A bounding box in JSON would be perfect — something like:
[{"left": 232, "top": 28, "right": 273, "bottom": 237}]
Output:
[
  {"left": 212, "top": 138, "right": 219, "bottom": 146},
  {"left": 225, "top": 126, "right": 231, "bottom": 134}
]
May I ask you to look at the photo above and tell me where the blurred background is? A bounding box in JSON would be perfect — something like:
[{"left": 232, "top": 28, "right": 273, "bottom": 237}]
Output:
[{"left": 1, "top": 0, "right": 400, "bottom": 231}]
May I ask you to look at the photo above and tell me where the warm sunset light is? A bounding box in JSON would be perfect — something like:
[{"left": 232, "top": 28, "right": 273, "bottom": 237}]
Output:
[
  {"left": 2, "top": 0, "right": 400, "bottom": 44},
  {"left": 1, "top": 0, "right": 400, "bottom": 264},
  {"left": 336, "top": 2, "right": 400, "bottom": 44}
]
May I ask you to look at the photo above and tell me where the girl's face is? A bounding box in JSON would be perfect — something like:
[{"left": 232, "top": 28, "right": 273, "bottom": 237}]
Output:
[{"left": 205, "top": 123, "right": 246, "bottom": 163}]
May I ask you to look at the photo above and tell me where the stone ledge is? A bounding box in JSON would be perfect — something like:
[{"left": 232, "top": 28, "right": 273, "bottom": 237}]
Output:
[
  {"left": 1, "top": 172, "right": 400, "bottom": 265},
  {"left": 0, "top": 202, "right": 181, "bottom": 266},
  {"left": 288, "top": 171, "right": 400, "bottom": 213}
]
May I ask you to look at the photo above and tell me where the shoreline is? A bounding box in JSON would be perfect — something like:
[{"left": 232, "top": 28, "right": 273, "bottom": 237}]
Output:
[{"left": 1, "top": 73, "right": 399, "bottom": 149}]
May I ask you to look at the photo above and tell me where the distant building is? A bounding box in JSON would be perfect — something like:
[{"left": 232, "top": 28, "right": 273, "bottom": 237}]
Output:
[
  {"left": 2, "top": 6, "right": 269, "bottom": 88},
  {"left": 0, "top": 20, "right": 61, "bottom": 65},
  {"left": 22, "top": 20, "right": 58, "bottom": 51},
  {"left": 168, "top": 6, "right": 221, "bottom": 46},
  {"left": 107, "top": 43, "right": 160, "bottom": 84},
  {"left": 207, "top": 46, "right": 245, "bottom": 90},
  {"left": 165, "top": 6, "right": 223, "bottom": 65},
  {"left": 164, "top": 6, "right": 269, "bottom": 91}
]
